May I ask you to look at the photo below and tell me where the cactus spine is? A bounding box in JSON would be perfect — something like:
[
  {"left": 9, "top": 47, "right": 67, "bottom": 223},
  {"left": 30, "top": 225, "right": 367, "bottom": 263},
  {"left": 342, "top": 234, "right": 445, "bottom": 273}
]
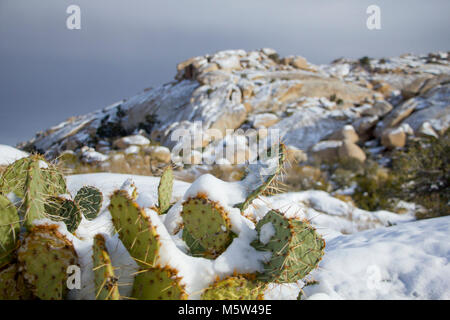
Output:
[
  {"left": 93, "top": 234, "right": 120, "bottom": 300},
  {"left": 235, "top": 144, "right": 286, "bottom": 211},
  {"left": 0, "top": 195, "right": 20, "bottom": 268},
  {"left": 201, "top": 275, "right": 265, "bottom": 300},
  {"left": 132, "top": 266, "right": 187, "bottom": 300}
]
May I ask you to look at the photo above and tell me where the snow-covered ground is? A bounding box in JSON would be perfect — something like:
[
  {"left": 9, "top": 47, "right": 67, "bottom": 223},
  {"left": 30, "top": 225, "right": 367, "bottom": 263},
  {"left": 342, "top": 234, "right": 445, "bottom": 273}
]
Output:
[
  {"left": 303, "top": 216, "right": 450, "bottom": 300},
  {"left": 0, "top": 144, "right": 28, "bottom": 166},
  {"left": 62, "top": 172, "right": 449, "bottom": 300}
]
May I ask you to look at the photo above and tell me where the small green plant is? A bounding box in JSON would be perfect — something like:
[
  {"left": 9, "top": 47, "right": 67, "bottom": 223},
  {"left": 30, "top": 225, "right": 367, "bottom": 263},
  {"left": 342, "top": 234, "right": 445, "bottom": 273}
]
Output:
[{"left": 392, "top": 130, "right": 450, "bottom": 218}]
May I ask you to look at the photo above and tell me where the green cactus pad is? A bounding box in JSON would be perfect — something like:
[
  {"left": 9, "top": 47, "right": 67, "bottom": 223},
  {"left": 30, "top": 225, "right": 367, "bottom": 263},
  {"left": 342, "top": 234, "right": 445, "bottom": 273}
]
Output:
[
  {"left": 157, "top": 166, "right": 173, "bottom": 214},
  {"left": 181, "top": 228, "right": 206, "bottom": 257},
  {"left": 0, "top": 155, "right": 67, "bottom": 230},
  {"left": 0, "top": 195, "right": 20, "bottom": 268},
  {"left": 235, "top": 144, "right": 286, "bottom": 211},
  {"left": 93, "top": 234, "right": 120, "bottom": 300},
  {"left": 0, "top": 156, "right": 67, "bottom": 200},
  {"left": 44, "top": 197, "right": 82, "bottom": 233},
  {"left": 181, "top": 195, "right": 233, "bottom": 258},
  {"left": 132, "top": 266, "right": 187, "bottom": 300},
  {"left": 0, "top": 157, "right": 30, "bottom": 198},
  {"left": 252, "top": 210, "right": 325, "bottom": 283},
  {"left": 109, "top": 190, "right": 161, "bottom": 268},
  {"left": 201, "top": 275, "right": 265, "bottom": 300},
  {"left": 74, "top": 186, "right": 103, "bottom": 220},
  {"left": 17, "top": 224, "right": 78, "bottom": 300},
  {"left": 0, "top": 263, "right": 32, "bottom": 300}
]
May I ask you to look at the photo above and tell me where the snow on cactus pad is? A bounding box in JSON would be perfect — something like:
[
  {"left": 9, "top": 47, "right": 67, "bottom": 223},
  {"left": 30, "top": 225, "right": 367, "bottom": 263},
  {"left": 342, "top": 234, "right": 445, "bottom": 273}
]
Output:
[{"left": 252, "top": 210, "right": 325, "bottom": 283}]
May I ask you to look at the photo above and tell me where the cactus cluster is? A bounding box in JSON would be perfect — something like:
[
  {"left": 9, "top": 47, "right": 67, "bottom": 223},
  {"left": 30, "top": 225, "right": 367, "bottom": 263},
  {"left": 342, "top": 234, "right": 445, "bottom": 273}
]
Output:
[
  {"left": 0, "top": 156, "right": 104, "bottom": 300},
  {"left": 100, "top": 145, "right": 325, "bottom": 300},
  {"left": 0, "top": 146, "right": 325, "bottom": 300}
]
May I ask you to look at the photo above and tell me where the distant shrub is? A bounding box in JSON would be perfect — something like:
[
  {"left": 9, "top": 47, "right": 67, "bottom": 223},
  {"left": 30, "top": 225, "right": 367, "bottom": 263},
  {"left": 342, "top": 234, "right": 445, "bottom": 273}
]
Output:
[
  {"left": 359, "top": 56, "right": 371, "bottom": 67},
  {"left": 352, "top": 160, "right": 400, "bottom": 212},
  {"left": 392, "top": 129, "right": 450, "bottom": 219}
]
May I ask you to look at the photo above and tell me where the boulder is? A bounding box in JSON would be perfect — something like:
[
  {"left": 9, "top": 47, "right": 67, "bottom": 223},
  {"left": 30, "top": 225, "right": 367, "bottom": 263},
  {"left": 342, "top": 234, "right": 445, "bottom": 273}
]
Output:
[
  {"left": 338, "top": 140, "right": 366, "bottom": 163},
  {"left": 147, "top": 146, "right": 171, "bottom": 163},
  {"left": 328, "top": 125, "right": 359, "bottom": 143},
  {"left": 253, "top": 113, "right": 280, "bottom": 128},
  {"left": 361, "top": 100, "right": 393, "bottom": 117},
  {"left": 381, "top": 127, "right": 406, "bottom": 149},
  {"left": 311, "top": 140, "right": 342, "bottom": 162},
  {"left": 417, "top": 122, "right": 439, "bottom": 138}
]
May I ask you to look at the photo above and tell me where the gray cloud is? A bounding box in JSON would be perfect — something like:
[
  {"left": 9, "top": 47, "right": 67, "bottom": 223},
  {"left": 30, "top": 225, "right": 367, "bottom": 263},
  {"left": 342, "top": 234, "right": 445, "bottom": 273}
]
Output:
[{"left": 0, "top": 0, "right": 449, "bottom": 145}]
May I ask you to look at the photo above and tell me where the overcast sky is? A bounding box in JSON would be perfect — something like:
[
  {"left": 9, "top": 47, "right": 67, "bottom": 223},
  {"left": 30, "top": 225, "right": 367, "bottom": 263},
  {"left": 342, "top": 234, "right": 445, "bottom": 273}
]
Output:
[{"left": 0, "top": 0, "right": 449, "bottom": 145}]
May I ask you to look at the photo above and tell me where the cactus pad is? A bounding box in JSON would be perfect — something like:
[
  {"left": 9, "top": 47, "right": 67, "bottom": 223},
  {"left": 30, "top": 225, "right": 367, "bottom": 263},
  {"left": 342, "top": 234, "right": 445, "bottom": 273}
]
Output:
[
  {"left": 17, "top": 224, "right": 78, "bottom": 300},
  {"left": 0, "top": 156, "right": 67, "bottom": 230},
  {"left": 93, "top": 234, "right": 120, "bottom": 300},
  {"left": 157, "top": 166, "right": 173, "bottom": 214},
  {"left": 132, "top": 266, "right": 187, "bottom": 300},
  {"left": 235, "top": 144, "right": 286, "bottom": 211},
  {"left": 201, "top": 275, "right": 265, "bottom": 300},
  {"left": 0, "top": 195, "right": 20, "bottom": 267},
  {"left": 0, "top": 157, "right": 30, "bottom": 198},
  {"left": 74, "top": 186, "right": 103, "bottom": 220},
  {"left": 109, "top": 190, "right": 161, "bottom": 268},
  {"left": 45, "top": 197, "right": 82, "bottom": 233},
  {"left": 0, "top": 263, "right": 32, "bottom": 300},
  {"left": 181, "top": 195, "right": 233, "bottom": 258},
  {"left": 0, "top": 156, "right": 67, "bottom": 200},
  {"left": 252, "top": 210, "right": 325, "bottom": 283}
]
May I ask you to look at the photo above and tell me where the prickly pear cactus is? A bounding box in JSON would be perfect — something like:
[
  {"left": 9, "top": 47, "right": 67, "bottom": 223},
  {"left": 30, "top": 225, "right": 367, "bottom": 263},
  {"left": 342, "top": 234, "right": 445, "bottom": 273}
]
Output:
[
  {"left": 0, "top": 155, "right": 67, "bottom": 230},
  {"left": 17, "top": 224, "right": 78, "bottom": 300},
  {"left": 157, "top": 166, "right": 173, "bottom": 214},
  {"left": 74, "top": 186, "right": 103, "bottom": 220},
  {"left": 45, "top": 197, "right": 82, "bottom": 233},
  {"left": 235, "top": 144, "right": 286, "bottom": 211},
  {"left": 252, "top": 210, "right": 325, "bottom": 283},
  {"left": 109, "top": 190, "right": 161, "bottom": 268},
  {"left": 201, "top": 275, "right": 265, "bottom": 300},
  {"left": 92, "top": 234, "right": 120, "bottom": 300},
  {"left": 181, "top": 194, "right": 233, "bottom": 258},
  {"left": 132, "top": 266, "right": 187, "bottom": 300},
  {"left": 0, "top": 263, "right": 32, "bottom": 300},
  {"left": 0, "top": 195, "right": 20, "bottom": 268}
]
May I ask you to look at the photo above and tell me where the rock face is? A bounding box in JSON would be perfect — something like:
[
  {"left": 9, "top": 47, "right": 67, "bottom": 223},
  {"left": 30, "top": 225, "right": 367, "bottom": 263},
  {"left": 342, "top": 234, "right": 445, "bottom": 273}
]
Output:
[{"left": 19, "top": 49, "right": 450, "bottom": 170}]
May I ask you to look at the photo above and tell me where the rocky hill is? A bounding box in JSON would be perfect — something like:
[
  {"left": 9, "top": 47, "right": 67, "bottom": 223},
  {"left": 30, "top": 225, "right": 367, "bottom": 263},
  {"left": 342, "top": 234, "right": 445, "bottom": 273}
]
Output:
[{"left": 21, "top": 49, "right": 449, "bottom": 167}]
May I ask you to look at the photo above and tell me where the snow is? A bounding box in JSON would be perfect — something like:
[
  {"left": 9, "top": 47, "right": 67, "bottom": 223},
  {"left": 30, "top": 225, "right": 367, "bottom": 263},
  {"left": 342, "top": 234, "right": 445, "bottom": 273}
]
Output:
[
  {"left": 124, "top": 145, "right": 140, "bottom": 155},
  {"left": 120, "top": 134, "right": 150, "bottom": 146},
  {"left": 302, "top": 216, "right": 450, "bottom": 300},
  {"left": 62, "top": 172, "right": 448, "bottom": 300},
  {"left": 259, "top": 222, "right": 275, "bottom": 245},
  {"left": 0, "top": 144, "right": 28, "bottom": 166}
]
